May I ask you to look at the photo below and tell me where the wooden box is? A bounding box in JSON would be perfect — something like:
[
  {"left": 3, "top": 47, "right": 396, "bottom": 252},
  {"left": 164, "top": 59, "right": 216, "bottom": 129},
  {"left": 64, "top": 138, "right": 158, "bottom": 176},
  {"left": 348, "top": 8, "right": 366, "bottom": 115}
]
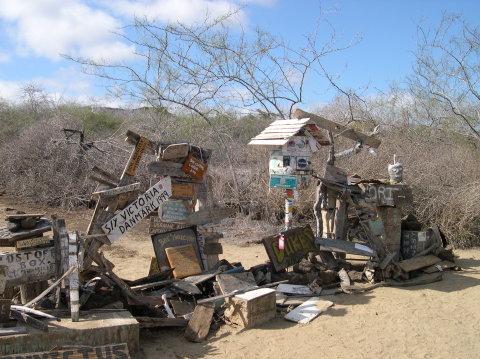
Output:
[{"left": 225, "top": 288, "right": 276, "bottom": 328}]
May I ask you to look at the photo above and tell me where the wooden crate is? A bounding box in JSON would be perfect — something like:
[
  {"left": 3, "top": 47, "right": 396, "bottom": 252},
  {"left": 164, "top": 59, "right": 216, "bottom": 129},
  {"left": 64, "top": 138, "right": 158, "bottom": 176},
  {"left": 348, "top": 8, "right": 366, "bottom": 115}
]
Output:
[{"left": 225, "top": 288, "right": 276, "bottom": 328}]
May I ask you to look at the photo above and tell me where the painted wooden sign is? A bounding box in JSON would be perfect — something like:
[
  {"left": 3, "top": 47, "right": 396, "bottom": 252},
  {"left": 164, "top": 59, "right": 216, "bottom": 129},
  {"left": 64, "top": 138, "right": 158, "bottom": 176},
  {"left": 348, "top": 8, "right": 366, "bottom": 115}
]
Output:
[
  {"left": 172, "top": 183, "right": 196, "bottom": 199},
  {"left": 0, "top": 247, "right": 55, "bottom": 288},
  {"left": 262, "top": 225, "right": 317, "bottom": 271},
  {"left": 182, "top": 154, "right": 208, "bottom": 180},
  {"left": 15, "top": 236, "right": 53, "bottom": 249},
  {"left": 162, "top": 143, "right": 189, "bottom": 160},
  {"left": 125, "top": 137, "right": 150, "bottom": 176},
  {"left": 160, "top": 200, "right": 192, "bottom": 223},
  {"left": 0, "top": 343, "right": 130, "bottom": 359},
  {"left": 360, "top": 183, "right": 413, "bottom": 207},
  {"left": 165, "top": 244, "right": 203, "bottom": 278},
  {"left": 149, "top": 217, "right": 190, "bottom": 234},
  {"left": 102, "top": 177, "right": 172, "bottom": 243},
  {"left": 269, "top": 175, "right": 310, "bottom": 190},
  {"left": 151, "top": 227, "right": 201, "bottom": 268}
]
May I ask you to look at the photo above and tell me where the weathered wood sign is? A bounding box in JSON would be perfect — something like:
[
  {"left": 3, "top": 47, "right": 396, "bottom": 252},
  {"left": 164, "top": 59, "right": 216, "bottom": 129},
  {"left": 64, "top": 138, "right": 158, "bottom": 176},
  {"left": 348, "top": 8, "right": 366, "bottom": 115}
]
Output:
[
  {"left": 0, "top": 343, "right": 131, "bottom": 359},
  {"left": 262, "top": 225, "right": 317, "bottom": 271},
  {"left": 102, "top": 177, "right": 172, "bottom": 243},
  {"left": 15, "top": 236, "right": 53, "bottom": 250},
  {"left": 124, "top": 137, "right": 150, "bottom": 176},
  {"left": 149, "top": 217, "right": 190, "bottom": 234},
  {"left": 151, "top": 227, "right": 201, "bottom": 268},
  {"left": 359, "top": 183, "right": 413, "bottom": 207},
  {"left": 160, "top": 200, "right": 192, "bottom": 222},
  {"left": 0, "top": 247, "right": 55, "bottom": 288},
  {"left": 165, "top": 244, "right": 203, "bottom": 278},
  {"left": 172, "top": 183, "right": 196, "bottom": 199},
  {"left": 182, "top": 154, "right": 208, "bottom": 180}
]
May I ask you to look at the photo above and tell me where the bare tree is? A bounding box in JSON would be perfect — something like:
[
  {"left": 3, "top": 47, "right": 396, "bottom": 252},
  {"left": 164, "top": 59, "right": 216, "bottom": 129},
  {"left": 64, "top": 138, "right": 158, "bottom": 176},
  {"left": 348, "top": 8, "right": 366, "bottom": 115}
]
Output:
[{"left": 408, "top": 13, "right": 480, "bottom": 141}]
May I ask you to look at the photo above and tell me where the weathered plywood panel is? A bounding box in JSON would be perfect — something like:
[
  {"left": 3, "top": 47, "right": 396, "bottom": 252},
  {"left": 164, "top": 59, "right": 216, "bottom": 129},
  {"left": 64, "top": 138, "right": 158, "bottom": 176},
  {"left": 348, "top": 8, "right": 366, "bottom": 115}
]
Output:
[
  {"left": 0, "top": 247, "right": 55, "bottom": 288},
  {"left": 165, "top": 244, "right": 203, "bottom": 279},
  {"left": 262, "top": 225, "right": 317, "bottom": 271},
  {"left": 102, "top": 177, "right": 172, "bottom": 243}
]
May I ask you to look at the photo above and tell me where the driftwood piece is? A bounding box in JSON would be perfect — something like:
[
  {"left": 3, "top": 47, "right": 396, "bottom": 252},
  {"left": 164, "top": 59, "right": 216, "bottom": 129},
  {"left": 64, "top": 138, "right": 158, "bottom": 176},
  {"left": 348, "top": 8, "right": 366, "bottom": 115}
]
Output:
[
  {"left": 148, "top": 161, "right": 190, "bottom": 178},
  {"left": 92, "top": 183, "right": 140, "bottom": 199},
  {"left": 184, "top": 302, "right": 215, "bottom": 342}
]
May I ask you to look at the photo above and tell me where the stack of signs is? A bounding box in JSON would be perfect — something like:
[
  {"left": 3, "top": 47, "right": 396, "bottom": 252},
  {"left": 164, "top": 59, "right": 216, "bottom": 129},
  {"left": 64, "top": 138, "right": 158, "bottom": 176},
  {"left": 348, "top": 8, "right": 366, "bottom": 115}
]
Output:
[
  {"left": 269, "top": 136, "right": 313, "bottom": 190},
  {"left": 148, "top": 143, "right": 227, "bottom": 271}
]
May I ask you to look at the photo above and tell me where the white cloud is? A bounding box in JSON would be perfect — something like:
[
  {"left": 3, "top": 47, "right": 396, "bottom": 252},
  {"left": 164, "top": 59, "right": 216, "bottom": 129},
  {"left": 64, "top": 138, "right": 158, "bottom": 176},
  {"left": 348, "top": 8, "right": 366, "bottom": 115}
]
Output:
[
  {"left": 0, "top": 0, "right": 136, "bottom": 62},
  {"left": 0, "top": 80, "right": 21, "bottom": 102},
  {"left": 102, "top": 0, "right": 246, "bottom": 26}
]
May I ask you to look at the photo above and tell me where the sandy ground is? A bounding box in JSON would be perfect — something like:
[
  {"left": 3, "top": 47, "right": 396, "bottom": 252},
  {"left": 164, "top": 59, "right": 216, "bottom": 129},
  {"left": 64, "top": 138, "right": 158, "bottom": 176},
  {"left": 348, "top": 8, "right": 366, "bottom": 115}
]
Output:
[{"left": 1, "top": 195, "right": 480, "bottom": 359}]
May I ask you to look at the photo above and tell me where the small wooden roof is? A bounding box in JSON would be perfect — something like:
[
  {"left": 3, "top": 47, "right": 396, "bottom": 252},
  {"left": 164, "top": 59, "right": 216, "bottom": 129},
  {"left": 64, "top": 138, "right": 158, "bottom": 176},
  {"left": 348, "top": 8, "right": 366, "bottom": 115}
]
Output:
[{"left": 248, "top": 118, "right": 331, "bottom": 146}]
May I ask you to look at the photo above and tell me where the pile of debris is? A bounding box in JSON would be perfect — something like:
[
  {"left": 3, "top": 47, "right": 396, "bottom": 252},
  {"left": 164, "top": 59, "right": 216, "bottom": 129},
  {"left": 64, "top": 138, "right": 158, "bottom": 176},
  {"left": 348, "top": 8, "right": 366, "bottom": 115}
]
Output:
[{"left": 0, "top": 125, "right": 461, "bottom": 357}]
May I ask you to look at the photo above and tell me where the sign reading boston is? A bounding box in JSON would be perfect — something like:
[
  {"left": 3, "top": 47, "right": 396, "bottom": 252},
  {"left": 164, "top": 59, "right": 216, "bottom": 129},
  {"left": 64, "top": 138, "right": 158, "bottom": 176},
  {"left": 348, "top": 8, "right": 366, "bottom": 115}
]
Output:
[{"left": 102, "top": 177, "right": 172, "bottom": 242}]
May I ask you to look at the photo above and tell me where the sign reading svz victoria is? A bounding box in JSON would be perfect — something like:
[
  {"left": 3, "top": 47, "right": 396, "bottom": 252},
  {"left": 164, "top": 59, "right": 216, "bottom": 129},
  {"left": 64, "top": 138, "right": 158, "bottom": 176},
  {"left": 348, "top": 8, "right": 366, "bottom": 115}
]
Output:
[
  {"left": 262, "top": 225, "right": 317, "bottom": 271},
  {"left": 102, "top": 177, "right": 172, "bottom": 243}
]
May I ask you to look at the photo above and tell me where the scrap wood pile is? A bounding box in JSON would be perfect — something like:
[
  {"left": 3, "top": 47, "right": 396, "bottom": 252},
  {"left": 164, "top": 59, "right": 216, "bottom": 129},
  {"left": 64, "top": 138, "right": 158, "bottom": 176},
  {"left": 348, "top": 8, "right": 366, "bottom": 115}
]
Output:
[{"left": 0, "top": 124, "right": 462, "bottom": 348}]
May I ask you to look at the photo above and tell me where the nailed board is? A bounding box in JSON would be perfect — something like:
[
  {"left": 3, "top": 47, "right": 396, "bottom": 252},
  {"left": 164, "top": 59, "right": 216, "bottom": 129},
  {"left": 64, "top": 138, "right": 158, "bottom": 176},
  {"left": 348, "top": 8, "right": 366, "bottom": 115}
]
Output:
[
  {"left": 151, "top": 227, "right": 202, "bottom": 268},
  {"left": 178, "top": 207, "right": 236, "bottom": 226},
  {"left": 171, "top": 183, "right": 196, "bottom": 199},
  {"left": 125, "top": 137, "right": 150, "bottom": 176},
  {"left": 15, "top": 236, "right": 53, "bottom": 250},
  {"left": 160, "top": 200, "right": 192, "bottom": 222},
  {"left": 182, "top": 154, "right": 208, "bottom": 180},
  {"left": 216, "top": 272, "right": 257, "bottom": 295},
  {"left": 184, "top": 302, "right": 215, "bottom": 342},
  {"left": 359, "top": 183, "right": 413, "bottom": 207},
  {"left": 284, "top": 298, "right": 333, "bottom": 324},
  {"left": 0, "top": 343, "right": 130, "bottom": 359},
  {"left": 0, "top": 247, "right": 55, "bottom": 288},
  {"left": 262, "top": 225, "right": 317, "bottom": 271},
  {"left": 102, "top": 177, "right": 172, "bottom": 243},
  {"left": 149, "top": 217, "right": 190, "bottom": 234},
  {"left": 165, "top": 244, "right": 202, "bottom": 279}
]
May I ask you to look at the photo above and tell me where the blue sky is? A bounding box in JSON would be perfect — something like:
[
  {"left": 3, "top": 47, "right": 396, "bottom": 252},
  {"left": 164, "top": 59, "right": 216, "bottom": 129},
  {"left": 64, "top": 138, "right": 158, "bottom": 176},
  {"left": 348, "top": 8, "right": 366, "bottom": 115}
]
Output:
[{"left": 0, "top": 0, "right": 478, "bottom": 107}]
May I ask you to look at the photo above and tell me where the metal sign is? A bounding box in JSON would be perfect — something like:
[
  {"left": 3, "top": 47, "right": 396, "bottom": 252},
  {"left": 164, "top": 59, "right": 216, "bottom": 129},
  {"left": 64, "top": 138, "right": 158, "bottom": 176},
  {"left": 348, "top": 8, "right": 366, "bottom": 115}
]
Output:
[{"left": 102, "top": 177, "right": 172, "bottom": 243}]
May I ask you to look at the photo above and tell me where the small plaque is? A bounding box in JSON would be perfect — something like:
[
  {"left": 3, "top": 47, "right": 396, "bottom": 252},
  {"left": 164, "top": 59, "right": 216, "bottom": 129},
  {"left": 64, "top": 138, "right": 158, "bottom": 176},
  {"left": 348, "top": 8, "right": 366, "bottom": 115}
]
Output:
[{"left": 182, "top": 154, "right": 208, "bottom": 180}]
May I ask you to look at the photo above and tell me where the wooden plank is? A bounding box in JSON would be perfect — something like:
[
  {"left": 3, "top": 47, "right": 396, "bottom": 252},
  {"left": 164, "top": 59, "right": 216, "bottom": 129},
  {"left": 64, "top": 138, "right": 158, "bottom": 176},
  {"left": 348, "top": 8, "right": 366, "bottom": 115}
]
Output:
[
  {"left": 68, "top": 233, "right": 79, "bottom": 322},
  {"left": 0, "top": 267, "right": 6, "bottom": 295},
  {"left": 253, "top": 133, "right": 298, "bottom": 140},
  {"left": 148, "top": 161, "right": 191, "bottom": 178},
  {"left": 88, "top": 175, "right": 117, "bottom": 187},
  {"left": 171, "top": 183, "right": 196, "bottom": 199},
  {"left": 262, "top": 225, "right": 317, "bottom": 271},
  {"left": 203, "top": 242, "right": 223, "bottom": 255},
  {"left": 165, "top": 244, "right": 202, "bottom": 279},
  {"left": 422, "top": 260, "right": 457, "bottom": 274},
  {"left": 0, "top": 247, "right": 55, "bottom": 288},
  {"left": 276, "top": 284, "right": 313, "bottom": 295},
  {"left": 360, "top": 183, "right": 413, "bottom": 207},
  {"left": 11, "top": 309, "right": 49, "bottom": 332},
  {"left": 5, "top": 214, "right": 44, "bottom": 220},
  {"left": 182, "top": 154, "right": 208, "bottom": 180},
  {"left": 0, "top": 299, "right": 10, "bottom": 322},
  {"left": 269, "top": 118, "right": 312, "bottom": 126},
  {"left": 315, "top": 238, "right": 375, "bottom": 257},
  {"left": 162, "top": 143, "right": 189, "bottom": 160},
  {"left": 160, "top": 200, "right": 192, "bottom": 223},
  {"left": 0, "top": 327, "right": 27, "bottom": 336},
  {"left": 124, "top": 137, "right": 150, "bottom": 176},
  {"left": 0, "top": 219, "right": 51, "bottom": 244},
  {"left": 0, "top": 343, "right": 131, "bottom": 359},
  {"left": 397, "top": 255, "right": 442, "bottom": 273},
  {"left": 216, "top": 272, "right": 257, "bottom": 295},
  {"left": 178, "top": 207, "right": 236, "bottom": 226},
  {"left": 293, "top": 109, "right": 381, "bottom": 148},
  {"left": 102, "top": 177, "right": 172, "bottom": 243},
  {"left": 284, "top": 298, "right": 333, "bottom": 324},
  {"left": 91, "top": 166, "right": 120, "bottom": 184},
  {"left": 149, "top": 217, "right": 190, "bottom": 234},
  {"left": 92, "top": 183, "right": 140, "bottom": 199},
  {"left": 248, "top": 139, "right": 290, "bottom": 146},
  {"left": 136, "top": 317, "right": 188, "bottom": 328},
  {"left": 171, "top": 280, "right": 202, "bottom": 295},
  {"left": 151, "top": 227, "right": 201, "bottom": 268},
  {"left": 170, "top": 300, "right": 195, "bottom": 316},
  {"left": 184, "top": 302, "right": 215, "bottom": 342},
  {"left": 15, "top": 236, "right": 53, "bottom": 250}
]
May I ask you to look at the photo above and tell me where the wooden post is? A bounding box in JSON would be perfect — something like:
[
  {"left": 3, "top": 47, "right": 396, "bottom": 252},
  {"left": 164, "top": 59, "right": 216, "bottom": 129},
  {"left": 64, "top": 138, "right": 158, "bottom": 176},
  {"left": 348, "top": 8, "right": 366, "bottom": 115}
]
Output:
[{"left": 68, "top": 233, "right": 80, "bottom": 322}]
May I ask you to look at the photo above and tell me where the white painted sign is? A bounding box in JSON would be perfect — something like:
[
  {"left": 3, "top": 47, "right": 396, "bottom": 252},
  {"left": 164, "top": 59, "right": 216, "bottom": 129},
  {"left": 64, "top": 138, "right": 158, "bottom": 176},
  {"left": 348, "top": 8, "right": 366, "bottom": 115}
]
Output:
[
  {"left": 102, "top": 177, "right": 172, "bottom": 242},
  {"left": 0, "top": 247, "right": 55, "bottom": 288}
]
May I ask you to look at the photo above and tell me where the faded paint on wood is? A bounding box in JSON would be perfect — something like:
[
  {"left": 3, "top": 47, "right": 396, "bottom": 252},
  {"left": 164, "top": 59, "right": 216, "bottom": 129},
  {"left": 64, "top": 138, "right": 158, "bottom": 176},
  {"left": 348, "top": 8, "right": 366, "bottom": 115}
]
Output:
[
  {"left": 225, "top": 288, "right": 276, "bottom": 329},
  {"left": 124, "top": 137, "right": 150, "bottom": 176},
  {"left": 162, "top": 143, "right": 189, "bottom": 160},
  {"left": 102, "top": 177, "right": 172, "bottom": 243},
  {"left": 184, "top": 302, "right": 214, "bottom": 342},
  {"left": 165, "top": 244, "right": 202, "bottom": 279},
  {"left": 0, "top": 247, "right": 55, "bottom": 288},
  {"left": 15, "top": 236, "right": 52, "bottom": 250},
  {"left": 151, "top": 227, "right": 201, "bottom": 268},
  {"left": 360, "top": 183, "right": 413, "bottom": 207},
  {"left": 216, "top": 272, "right": 257, "bottom": 295},
  {"left": 92, "top": 182, "right": 140, "bottom": 199},
  {"left": 178, "top": 207, "right": 236, "bottom": 226},
  {"left": 182, "top": 154, "right": 208, "bottom": 180},
  {"left": 171, "top": 183, "right": 196, "bottom": 199},
  {"left": 397, "top": 255, "right": 442, "bottom": 273},
  {"left": 0, "top": 343, "right": 131, "bottom": 359},
  {"left": 149, "top": 217, "right": 190, "bottom": 234},
  {"left": 160, "top": 200, "right": 192, "bottom": 223},
  {"left": 262, "top": 225, "right": 317, "bottom": 271},
  {"left": 147, "top": 161, "right": 192, "bottom": 178}
]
